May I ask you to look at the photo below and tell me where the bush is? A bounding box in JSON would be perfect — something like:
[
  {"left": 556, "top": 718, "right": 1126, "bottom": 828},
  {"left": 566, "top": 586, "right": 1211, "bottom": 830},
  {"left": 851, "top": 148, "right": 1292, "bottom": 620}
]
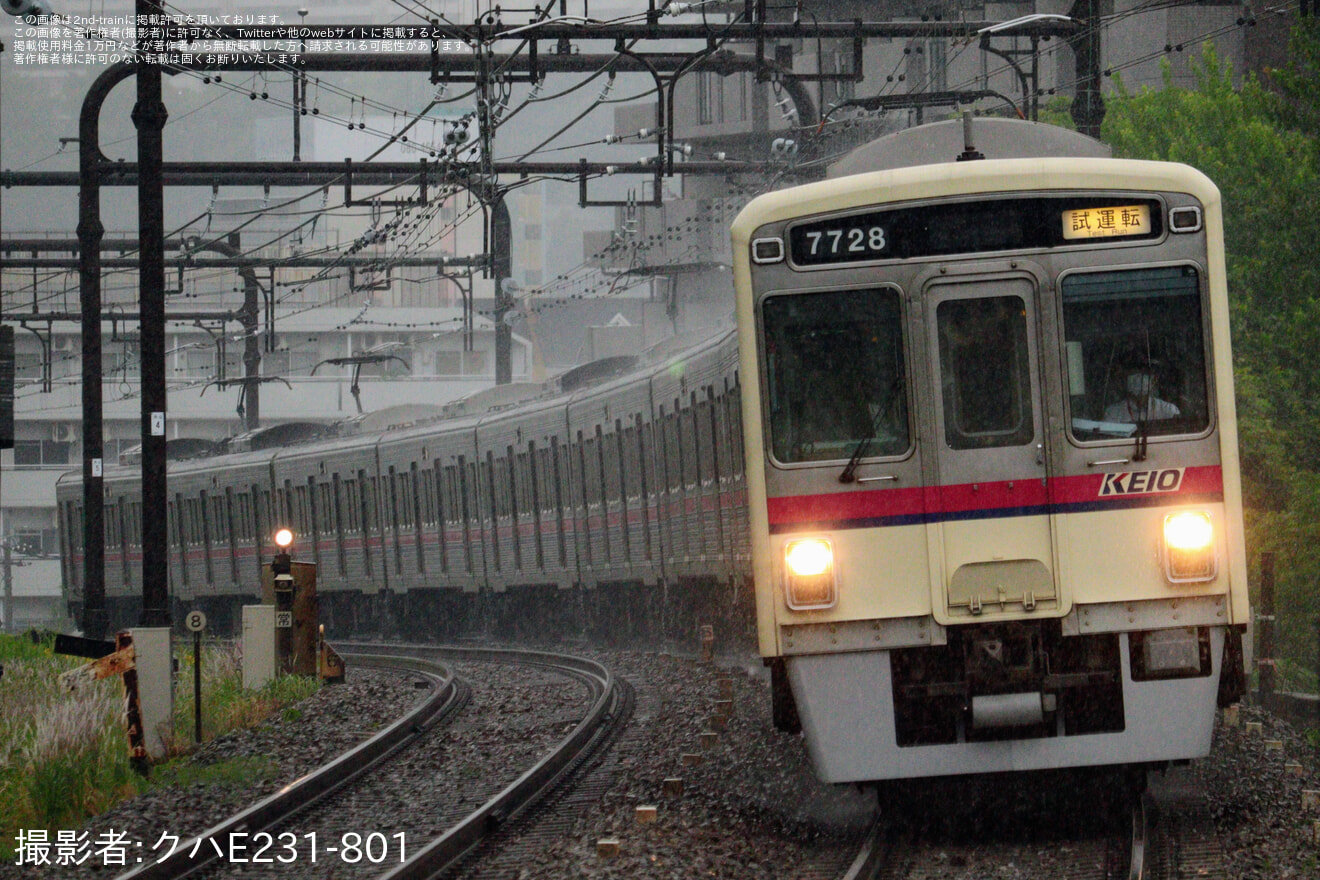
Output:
[{"left": 0, "top": 634, "right": 320, "bottom": 861}]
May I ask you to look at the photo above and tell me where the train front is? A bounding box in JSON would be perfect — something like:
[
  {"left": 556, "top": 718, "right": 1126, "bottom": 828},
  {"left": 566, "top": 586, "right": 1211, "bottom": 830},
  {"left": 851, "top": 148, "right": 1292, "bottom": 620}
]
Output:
[{"left": 731, "top": 146, "right": 1248, "bottom": 783}]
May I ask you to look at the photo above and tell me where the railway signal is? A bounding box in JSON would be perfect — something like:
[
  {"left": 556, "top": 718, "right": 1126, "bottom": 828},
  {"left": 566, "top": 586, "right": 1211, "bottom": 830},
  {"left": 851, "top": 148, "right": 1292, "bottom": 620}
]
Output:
[{"left": 272, "top": 529, "right": 295, "bottom": 673}]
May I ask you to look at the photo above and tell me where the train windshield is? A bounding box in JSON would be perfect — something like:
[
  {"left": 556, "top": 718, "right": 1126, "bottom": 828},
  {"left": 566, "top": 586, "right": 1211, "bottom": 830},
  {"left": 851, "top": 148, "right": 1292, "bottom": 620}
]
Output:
[
  {"left": 1062, "top": 266, "right": 1210, "bottom": 440},
  {"left": 762, "top": 287, "right": 909, "bottom": 464}
]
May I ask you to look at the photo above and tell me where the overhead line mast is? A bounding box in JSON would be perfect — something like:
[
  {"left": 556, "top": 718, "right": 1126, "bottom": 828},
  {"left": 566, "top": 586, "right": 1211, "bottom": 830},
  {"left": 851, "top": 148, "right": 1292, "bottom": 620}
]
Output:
[{"left": 0, "top": 2, "right": 1095, "bottom": 640}]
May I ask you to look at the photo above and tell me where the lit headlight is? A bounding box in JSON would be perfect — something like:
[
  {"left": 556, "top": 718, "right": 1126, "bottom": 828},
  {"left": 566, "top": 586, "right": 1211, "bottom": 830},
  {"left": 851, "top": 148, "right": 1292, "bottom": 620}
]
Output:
[
  {"left": 1163, "top": 511, "right": 1216, "bottom": 582},
  {"left": 783, "top": 538, "right": 837, "bottom": 610},
  {"left": 786, "top": 539, "right": 832, "bottom": 576},
  {"left": 1164, "top": 512, "right": 1212, "bottom": 550}
]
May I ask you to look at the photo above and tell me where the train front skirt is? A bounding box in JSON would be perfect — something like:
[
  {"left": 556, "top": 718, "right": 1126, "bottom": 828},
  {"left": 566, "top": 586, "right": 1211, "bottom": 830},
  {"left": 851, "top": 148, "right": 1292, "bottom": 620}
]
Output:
[{"left": 787, "top": 627, "right": 1224, "bottom": 782}]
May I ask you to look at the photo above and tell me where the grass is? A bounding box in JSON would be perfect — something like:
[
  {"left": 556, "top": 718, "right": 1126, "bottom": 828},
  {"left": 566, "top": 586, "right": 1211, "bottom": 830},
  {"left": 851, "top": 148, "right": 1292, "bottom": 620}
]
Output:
[
  {"left": 0, "top": 633, "right": 319, "bottom": 861},
  {"left": 168, "top": 640, "right": 319, "bottom": 747},
  {"left": 1274, "top": 657, "right": 1320, "bottom": 695}
]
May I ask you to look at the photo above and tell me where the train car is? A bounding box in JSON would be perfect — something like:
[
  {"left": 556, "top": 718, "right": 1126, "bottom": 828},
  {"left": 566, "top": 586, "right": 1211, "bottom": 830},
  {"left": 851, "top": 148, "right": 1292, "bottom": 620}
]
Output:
[
  {"left": 56, "top": 326, "right": 750, "bottom": 646},
  {"left": 731, "top": 117, "right": 1248, "bottom": 783}
]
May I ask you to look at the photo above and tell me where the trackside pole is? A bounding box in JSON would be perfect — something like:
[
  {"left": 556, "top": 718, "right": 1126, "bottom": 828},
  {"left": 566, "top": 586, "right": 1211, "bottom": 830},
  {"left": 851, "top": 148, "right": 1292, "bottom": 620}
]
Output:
[
  {"left": 185, "top": 609, "right": 207, "bottom": 744},
  {"left": 1258, "top": 552, "right": 1276, "bottom": 710}
]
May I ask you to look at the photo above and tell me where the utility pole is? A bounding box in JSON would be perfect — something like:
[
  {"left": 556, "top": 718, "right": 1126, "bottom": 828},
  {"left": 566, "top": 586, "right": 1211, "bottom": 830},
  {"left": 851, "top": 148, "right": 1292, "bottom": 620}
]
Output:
[
  {"left": 133, "top": 0, "right": 170, "bottom": 628},
  {"left": 492, "top": 200, "right": 513, "bottom": 384},
  {"left": 293, "top": 7, "right": 308, "bottom": 162},
  {"left": 2, "top": 539, "right": 11, "bottom": 634},
  {"left": 1069, "top": 0, "right": 1105, "bottom": 138},
  {"left": 472, "top": 20, "right": 515, "bottom": 385}
]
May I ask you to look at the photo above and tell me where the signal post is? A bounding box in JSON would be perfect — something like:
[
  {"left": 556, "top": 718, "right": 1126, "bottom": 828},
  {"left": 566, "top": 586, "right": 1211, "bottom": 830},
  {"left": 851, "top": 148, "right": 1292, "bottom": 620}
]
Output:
[{"left": 261, "top": 529, "right": 320, "bottom": 678}]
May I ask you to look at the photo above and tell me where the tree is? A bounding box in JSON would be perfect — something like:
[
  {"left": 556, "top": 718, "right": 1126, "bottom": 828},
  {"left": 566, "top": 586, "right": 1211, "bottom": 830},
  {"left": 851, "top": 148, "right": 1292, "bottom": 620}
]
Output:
[
  {"left": 1103, "top": 41, "right": 1320, "bottom": 686},
  {"left": 1262, "top": 16, "right": 1320, "bottom": 141}
]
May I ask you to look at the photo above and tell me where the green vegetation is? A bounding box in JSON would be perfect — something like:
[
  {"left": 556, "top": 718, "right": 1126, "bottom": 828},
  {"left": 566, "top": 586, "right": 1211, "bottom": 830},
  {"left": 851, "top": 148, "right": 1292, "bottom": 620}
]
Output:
[
  {"left": 170, "top": 640, "right": 319, "bottom": 745},
  {"left": 0, "top": 633, "right": 319, "bottom": 860},
  {"left": 1099, "top": 21, "right": 1320, "bottom": 685}
]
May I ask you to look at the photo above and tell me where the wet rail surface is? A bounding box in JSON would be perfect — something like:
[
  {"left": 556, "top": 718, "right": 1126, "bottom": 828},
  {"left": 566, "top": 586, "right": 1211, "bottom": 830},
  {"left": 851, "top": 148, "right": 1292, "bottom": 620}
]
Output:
[{"left": 840, "top": 765, "right": 1231, "bottom": 880}]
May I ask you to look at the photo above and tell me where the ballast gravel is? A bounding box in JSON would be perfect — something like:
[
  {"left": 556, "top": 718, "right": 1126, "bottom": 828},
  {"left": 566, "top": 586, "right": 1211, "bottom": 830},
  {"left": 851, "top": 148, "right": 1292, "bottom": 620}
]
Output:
[
  {"left": 1194, "top": 704, "right": 1320, "bottom": 879},
  {"left": 8, "top": 647, "right": 1317, "bottom": 880},
  {"left": 4, "top": 666, "right": 425, "bottom": 880}
]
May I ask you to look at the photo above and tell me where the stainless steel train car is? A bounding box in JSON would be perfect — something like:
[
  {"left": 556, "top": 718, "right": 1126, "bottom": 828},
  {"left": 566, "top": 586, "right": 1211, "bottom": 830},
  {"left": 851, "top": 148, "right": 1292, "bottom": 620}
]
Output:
[
  {"left": 731, "top": 118, "right": 1248, "bottom": 783},
  {"left": 57, "top": 329, "right": 752, "bottom": 642}
]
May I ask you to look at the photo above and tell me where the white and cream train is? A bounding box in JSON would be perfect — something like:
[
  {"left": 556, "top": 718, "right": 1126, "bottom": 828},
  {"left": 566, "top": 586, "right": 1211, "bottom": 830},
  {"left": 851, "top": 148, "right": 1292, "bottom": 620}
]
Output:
[{"left": 731, "top": 117, "right": 1247, "bottom": 782}]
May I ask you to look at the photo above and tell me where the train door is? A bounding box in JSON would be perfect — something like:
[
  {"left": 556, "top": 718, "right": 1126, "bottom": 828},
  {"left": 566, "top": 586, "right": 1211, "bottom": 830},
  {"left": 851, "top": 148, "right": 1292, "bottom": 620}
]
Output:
[{"left": 924, "top": 272, "right": 1059, "bottom": 620}]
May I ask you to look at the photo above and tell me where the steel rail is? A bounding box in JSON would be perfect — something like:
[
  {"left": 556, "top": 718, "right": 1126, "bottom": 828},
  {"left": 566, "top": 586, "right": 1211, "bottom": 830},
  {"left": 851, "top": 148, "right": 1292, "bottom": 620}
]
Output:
[
  {"left": 839, "top": 818, "right": 894, "bottom": 880},
  {"left": 111, "top": 652, "right": 462, "bottom": 880},
  {"left": 342, "top": 644, "right": 621, "bottom": 880},
  {"left": 1129, "top": 793, "right": 1150, "bottom": 880}
]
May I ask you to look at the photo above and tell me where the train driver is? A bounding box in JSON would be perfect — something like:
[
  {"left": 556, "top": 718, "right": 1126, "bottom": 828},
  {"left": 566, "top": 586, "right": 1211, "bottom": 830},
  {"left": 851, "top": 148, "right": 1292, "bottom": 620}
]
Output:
[{"left": 1104, "top": 362, "right": 1180, "bottom": 423}]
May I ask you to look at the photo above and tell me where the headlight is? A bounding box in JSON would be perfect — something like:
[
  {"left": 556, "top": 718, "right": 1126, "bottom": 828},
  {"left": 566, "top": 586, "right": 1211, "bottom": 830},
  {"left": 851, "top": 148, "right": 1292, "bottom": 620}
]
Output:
[
  {"left": 1163, "top": 511, "right": 1216, "bottom": 582},
  {"left": 783, "top": 538, "right": 837, "bottom": 610}
]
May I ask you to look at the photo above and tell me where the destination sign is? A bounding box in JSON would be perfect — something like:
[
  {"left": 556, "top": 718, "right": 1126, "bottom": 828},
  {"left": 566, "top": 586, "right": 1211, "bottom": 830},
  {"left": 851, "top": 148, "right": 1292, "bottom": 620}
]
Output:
[
  {"left": 786, "top": 196, "right": 1164, "bottom": 267},
  {"left": 1062, "top": 204, "right": 1151, "bottom": 240}
]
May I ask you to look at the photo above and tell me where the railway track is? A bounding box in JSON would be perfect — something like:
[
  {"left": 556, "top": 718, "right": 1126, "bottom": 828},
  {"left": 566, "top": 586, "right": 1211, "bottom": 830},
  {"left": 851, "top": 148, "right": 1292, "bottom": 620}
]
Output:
[
  {"left": 100, "top": 645, "right": 1230, "bottom": 880},
  {"left": 839, "top": 771, "right": 1173, "bottom": 880},
  {"left": 110, "top": 645, "right": 624, "bottom": 880},
  {"left": 838, "top": 766, "right": 1233, "bottom": 880},
  {"left": 1142, "top": 767, "right": 1231, "bottom": 880}
]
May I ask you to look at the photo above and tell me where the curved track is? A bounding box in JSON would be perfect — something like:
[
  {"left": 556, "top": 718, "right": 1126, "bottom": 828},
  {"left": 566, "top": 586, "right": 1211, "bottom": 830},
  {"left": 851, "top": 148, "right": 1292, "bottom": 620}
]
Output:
[
  {"left": 362, "top": 645, "right": 627, "bottom": 880},
  {"left": 113, "top": 652, "right": 462, "bottom": 880},
  {"left": 111, "top": 646, "right": 623, "bottom": 880}
]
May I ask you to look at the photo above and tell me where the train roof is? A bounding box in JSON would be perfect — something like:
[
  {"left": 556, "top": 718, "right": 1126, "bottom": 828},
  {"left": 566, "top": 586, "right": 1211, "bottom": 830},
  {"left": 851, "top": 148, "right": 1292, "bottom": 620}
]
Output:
[
  {"left": 53, "top": 322, "right": 740, "bottom": 492},
  {"left": 827, "top": 117, "right": 1111, "bottom": 177},
  {"left": 733, "top": 155, "right": 1221, "bottom": 244}
]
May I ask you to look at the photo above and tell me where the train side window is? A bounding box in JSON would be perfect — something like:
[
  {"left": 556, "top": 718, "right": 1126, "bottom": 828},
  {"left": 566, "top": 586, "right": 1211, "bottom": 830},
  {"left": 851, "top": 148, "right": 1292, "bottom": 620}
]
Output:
[
  {"left": 603, "top": 424, "right": 621, "bottom": 506},
  {"left": 458, "top": 457, "right": 474, "bottom": 573},
  {"left": 388, "top": 467, "right": 403, "bottom": 576},
  {"left": 211, "top": 494, "right": 227, "bottom": 544},
  {"left": 420, "top": 464, "right": 435, "bottom": 526},
  {"left": 550, "top": 437, "right": 567, "bottom": 568},
  {"left": 485, "top": 452, "right": 501, "bottom": 571},
  {"left": 307, "top": 477, "right": 322, "bottom": 569},
  {"left": 528, "top": 443, "right": 545, "bottom": 570},
  {"left": 508, "top": 447, "right": 522, "bottom": 569},
  {"left": 410, "top": 463, "right": 425, "bottom": 574},
  {"left": 332, "top": 474, "right": 348, "bottom": 577},
  {"left": 575, "top": 431, "right": 593, "bottom": 567},
  {"left": 622, "top": 420, "right": 639, "bottom": 500},
  {"left": 635, "top": 413, "right": 654, "bottom": 561},
  {"left": 761, "top": 287, "right": 910, "bottom": 463},
  {"left": 319, "top": 482, "right": 334, "bottom": 534},
  {"left": 680, "top": 400, "right": 698, "bottom": 488},
  {"left": 358, "top": 469, "right": 374, "bottom": 576},
  {"left": 433, "top": 463, "right": 449, "bottom": 573},
  {"left": 251, "top": 485, "right": 266, "bottom": 573},
  {"left": 174, "top": 495, "right": 190, "bottom": 587},
  {"left": 224, "top": 489, "right": 239, "bottom": 583},
  {"left": 236, "top": 493, "right": 251, "bottom": 544},
  {"left": 1061, "top": 266, "right": 1210, "bottom": 441},
  {"left": 937, "top": 295, "right": 1034, "bottom": 450},
  {"left": 615, "top": 419, "right": 631, "bottom": 560}
]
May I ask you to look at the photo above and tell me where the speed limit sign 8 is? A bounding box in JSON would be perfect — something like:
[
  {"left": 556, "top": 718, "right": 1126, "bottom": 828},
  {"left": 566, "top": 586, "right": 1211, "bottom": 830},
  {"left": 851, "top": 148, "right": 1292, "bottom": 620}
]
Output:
[{"left": 185, "top": 610, "right": 207, "bottom": 633}]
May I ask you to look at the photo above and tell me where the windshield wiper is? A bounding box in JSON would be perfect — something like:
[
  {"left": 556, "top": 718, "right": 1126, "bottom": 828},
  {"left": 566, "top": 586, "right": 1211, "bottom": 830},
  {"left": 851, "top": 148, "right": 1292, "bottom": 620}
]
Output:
[
  {"left": 1133, "top": 417, "right": 1149, "bottom": 462},
  {"left": 839, "top": 435, "right": 873, "bottom": 483},
  {"left": 839, "top": 403, "right": 890, "bottom": 484}
]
